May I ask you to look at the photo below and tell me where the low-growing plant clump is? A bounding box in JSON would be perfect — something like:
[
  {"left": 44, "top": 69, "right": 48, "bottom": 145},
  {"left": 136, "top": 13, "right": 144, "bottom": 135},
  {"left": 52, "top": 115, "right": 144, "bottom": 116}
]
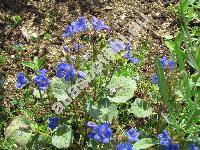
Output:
[{"left": 0, "top": 0, "right": 199, "bottom": 149}]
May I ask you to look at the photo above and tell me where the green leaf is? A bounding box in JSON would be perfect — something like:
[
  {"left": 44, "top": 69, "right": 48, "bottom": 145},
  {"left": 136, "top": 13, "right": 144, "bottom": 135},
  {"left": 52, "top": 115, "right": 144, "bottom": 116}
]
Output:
[
  {"left": 52, "top": 125, "right": 73, "bottom": 149},
  {"left": 130, "top": 98, "right": 153, "bottom": 118},
  {"left": 86, "top": 98, "right": 118, "bottom": 122},
  {"left": 12, "top": 15, "right": 22, "bottom": 24},
  {"left": 0, "top": 55, "right": 7, "bottom": 65},
  {"left": 5, "top": 116, "right": 34, "bottom": 147},
  {"left": 27, "top": 133, "right": 40, "bottom": 149},
  {"left": 33, "top": 88, "right": 47, "bottom": 98},
  {"left": 133, "top": 138, "right": 156, "bottom": 150},
  {"left": 33, "top": 56, "right": 43, "bottom": 69},
  {"left": 50, "top": 77, "right": 71, "bottom": 105},
  {"left": 12, "top": 44, "right": 25, "bottom": 51},
  {"left": 107, "top": 76, "right": 137, "bottom": 103},
  {"left": 155, "top": 57, "right": 172, "bottom": 111},
  {"left": 21, "top": 57, "right": 43, "bottom": 70},
  {"left": 21, "top": 61, "right": 36, "bottom": 70}
]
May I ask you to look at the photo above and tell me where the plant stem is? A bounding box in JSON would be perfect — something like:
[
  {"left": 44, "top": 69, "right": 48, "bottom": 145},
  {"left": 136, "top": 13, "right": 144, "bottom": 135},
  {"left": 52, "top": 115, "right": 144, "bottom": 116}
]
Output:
[{"left": 156, "top": 101, "right": 161, "bottom": 135}]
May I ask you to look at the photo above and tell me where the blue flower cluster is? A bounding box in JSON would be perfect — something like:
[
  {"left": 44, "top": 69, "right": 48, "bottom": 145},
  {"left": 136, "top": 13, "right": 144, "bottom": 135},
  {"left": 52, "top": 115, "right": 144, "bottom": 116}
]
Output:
[
  {"left": 16, "top": 69, "right": 50, "bottom": 91},
  {"left": 109, "top": 40, "right": 139, "bottom": 64},
  {"left": 48, "top": 117, "right": 59, "bottom": 130},
  {"left": 189, "top": 144, "right": 199, "bottom": 150},
  {"left": 116, "top": 127, "right": 141, "bottom": 150},
  {"left": 124, "top": 43, "right": 139, "bottom": 64},
  {"left": 56, "top": 63, "right": 75, "bottom": 81},
  {"left": 109, "top": 39, "right": 126, "bottom": 53},
  {"left": 126, "top": 127, "right": 141, "bottom": 142},
  {"left": 16, "top": 63, "right": 86, "bottom": 91},
  {"left": 117, "top": 142, "right": 133, "bottom": 150},
  {"left": 16, "top": 72, "right": 29, "bottom": 89},
  {"left": 160, "top": 56, "right": 175, "bottom": 69},
  {"left": 34, "top": 69, "right": 50, "bottom": 91},
  {"left": 62, "top": 16, "right": 88, "bottom": 37},
  {"left": 152, "top": 56, "right": 175, "bottom": 84},
  {"left": 158, "top": 130, "right": 172, "bottom": 145},
  {"left": 158, "top": 130, "right": 199, "bottom": 150},
  {"left": 87, "top": 122, "right": 142, "bottom": 150},
  {"left": 87, "top": 122, "right": 113, "bottom": 144},
  {"left": 91, "top": 16, "right": 110, "bottom": 32},
  {"left": 158, "top": 130, "right": 178, "bottom": 150},
  {"left": 56, "top": 63, "right": 85, "bottom": 81},
  {"left": 62, "top": 16, "right": 110, "bottom": 38}
]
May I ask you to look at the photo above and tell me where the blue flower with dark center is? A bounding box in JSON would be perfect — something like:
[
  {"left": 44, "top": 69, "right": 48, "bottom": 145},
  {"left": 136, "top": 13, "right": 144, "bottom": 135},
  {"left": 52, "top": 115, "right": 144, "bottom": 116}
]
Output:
[
  {"left": 117, "top": 142, "right": 133, "bottom": 150},
  {"left": 48, "top": 117, "right": 59, "bottom": 130},
  {"left": 152, "top": 74, "right": 158, "bottom": 84},
  {"left": 158, "top": 130, "right": 172, "bottom": 146},
  {"left": 189, "top": 144, "right": 199, "bottom": 150},
  {"left": 78, "top": 71, "right": 86, "bottom": 79},
  {"left": 91, "top": 16, "right": 110, "bottom": 32},
  {"left": 160, "top": 56, "right": 168, "bottom": 68},
  {"left": 16, "top": 72, "right": 29, "bottom": 89},
  {"left": 88, "top": 122, "right": 112, "bottom": 144},
  {"left": 110, "top": 40, "right": 126, "bottom": 53},
  {"left": 56, "top": 63, "right": 75, "bottom": 81},
  {"left": 64, "top": 45, "right": 70, "bottom": 52},
  {"left": 166, "top": 143, "right": 179, "bottom": 150},
  {"left": 126, "top": 127, "right": 141, "bottom": 142},
  {"left": 56, "top": 63, "right": 73, "bottom": 78},
  {"left": 34, "top": 69, "right": 49, "bottom": 91},
  {"left": 168, "top": 60, "right": 175, "bottom": 69}
]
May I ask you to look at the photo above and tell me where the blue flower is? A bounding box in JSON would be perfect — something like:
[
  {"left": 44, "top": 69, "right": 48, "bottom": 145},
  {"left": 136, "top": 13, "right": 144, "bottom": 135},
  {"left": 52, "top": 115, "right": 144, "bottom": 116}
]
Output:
[
  {"left": 62, "top": 16, "right": 88, "bottom": 37},
  {"left": 88, "top": 122, "right": 112, "bottom": 144},
  {"left": 56, "top": 63, "right": 75, "bottom": 81},
  {"left": 168, "top": 60, "right": 175, "bottom": 69},
  {"left": 122, "top": 43, "right": 139, "bottom": 64},
  {"left": 62, "top": 25, "right": 73, "bottom": 37},
  {"left": 65, "top": 68, "right": 75, "bottom": 81},
  {"left": 109, "top": 40, "right": 126, "bottom": 53},
  {"left": 126, "top": 127, "right": 141, "bottom": 142},
  {"left": 117, "top": 142, "right": 134, "bottom": 150},
  {"left": 48, "top": 117, "right": 59, "bottom": 130},
  {"left": 34, "top": 69, "right": 49, "bottom": 91},
  {"left": 56, "top": 63, "right": 72, "bottom": 78},
  {"left": 64, "top": 45, "right": 70, "bottom": 52},
  {"left": 72, "top": 42, "right": 84, "bottom": 52},
  {"left": 91, "top": 16, "right": 110, "bottom": 32},
  {"left": 166, "top": 143, "right": 179, "bottom": 150},
  {"left": 126, "top": 43, "right": 131, "bottom": 51},
  {"left": 77, "top": 71, "right": 86, "bottom": 79},
  {"left": 152, "top": 74, "right": 158, "bottom": 84},
  {"left": 158, "top": 130, "right": 172, "bottom": 146},
  {"left": 16, "top": 72, "right": 29, "bottom": 89},
  {"left": 76, "top": 16, "right": 88, "bottom": 32},
  {"left": 189, "top": 144, "right": 199, "bottom": 150},
  {"left": 128, "top": 57, "right": 139, "bottom": 64},
  {"left": 160, "top": 56, "right": 168, "bottom": 68},
  {"left": 87, "top": 121, "right": 97, "bottom": 129}
]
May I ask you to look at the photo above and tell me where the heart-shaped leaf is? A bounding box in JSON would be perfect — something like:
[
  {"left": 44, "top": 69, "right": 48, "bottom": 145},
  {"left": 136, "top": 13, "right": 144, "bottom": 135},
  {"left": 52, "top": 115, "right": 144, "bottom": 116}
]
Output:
[
  {"left": 107, "top": 76, "right": 137, "bottom": 103},
  {"left": 130, "top": 98, "right": 153, "bottom": 118}
]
